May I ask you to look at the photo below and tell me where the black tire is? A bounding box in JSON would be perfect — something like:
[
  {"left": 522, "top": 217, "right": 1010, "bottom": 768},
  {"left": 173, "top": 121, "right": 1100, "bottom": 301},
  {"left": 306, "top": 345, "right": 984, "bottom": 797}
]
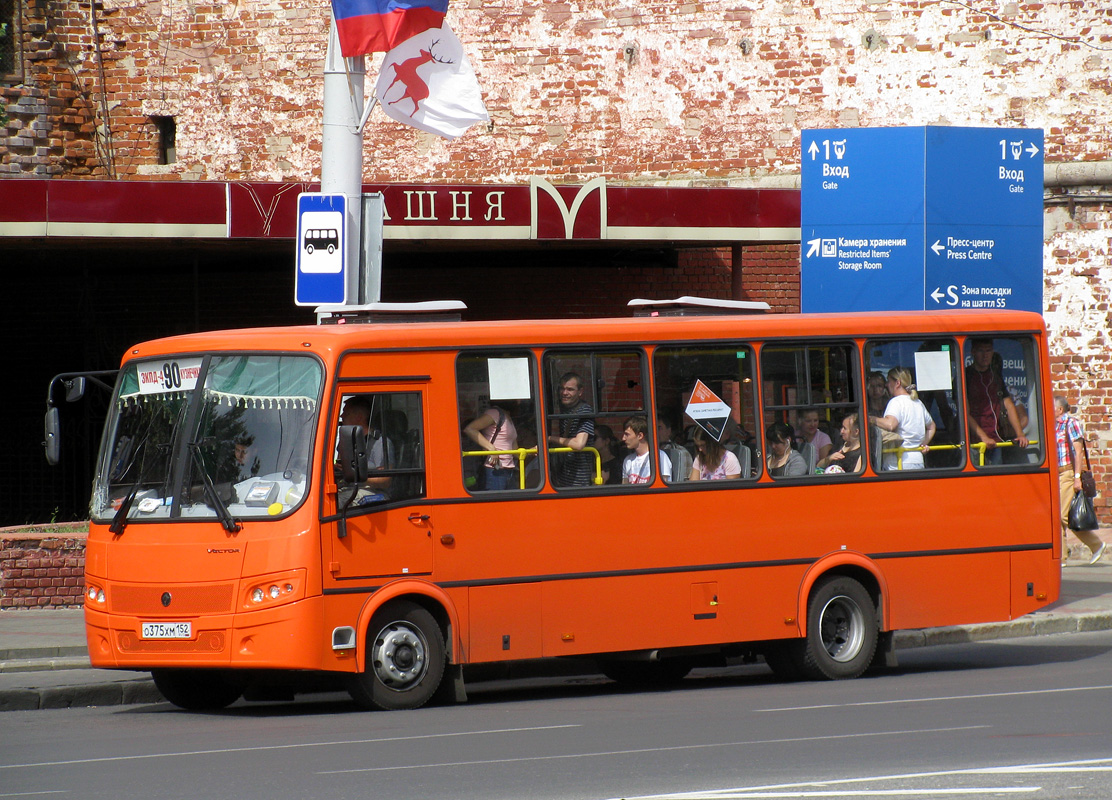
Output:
[
  {"left": 151, "top": 668, "right": 245, "bottom": 711},
  {"left": 305, "top": 244, "right": 315, "bottom": 254},
  {"left": 348, "top": 600, "right": 445, "bottom": 710},
  {"left": 800, "top": 576, "right": 878, "bottom": 680},
  {"left": 600, "top": 659, "right": 691, "bottom": 686}
]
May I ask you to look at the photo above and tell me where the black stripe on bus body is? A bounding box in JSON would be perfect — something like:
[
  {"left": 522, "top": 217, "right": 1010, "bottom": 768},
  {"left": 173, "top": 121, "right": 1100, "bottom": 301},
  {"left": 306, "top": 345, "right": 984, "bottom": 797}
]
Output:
[
  {"left": 335, "top": 375, "right": 432, "bottom": 383},
  {"left": 321, "top": 543, "right": 1050, "bottom": 596},
  {"left": 694, "top": 613, "right": 718, "bottom": 620}
]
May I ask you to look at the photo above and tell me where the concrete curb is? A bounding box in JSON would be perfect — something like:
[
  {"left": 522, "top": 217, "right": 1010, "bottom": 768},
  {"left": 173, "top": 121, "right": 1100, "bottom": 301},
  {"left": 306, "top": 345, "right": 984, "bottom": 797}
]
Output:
[
  {"left": 4, "top": 611, "right": 1112, "bottom": 712},
  {"left": 0, "top": 678, "right": 163, "bottom": 712}
]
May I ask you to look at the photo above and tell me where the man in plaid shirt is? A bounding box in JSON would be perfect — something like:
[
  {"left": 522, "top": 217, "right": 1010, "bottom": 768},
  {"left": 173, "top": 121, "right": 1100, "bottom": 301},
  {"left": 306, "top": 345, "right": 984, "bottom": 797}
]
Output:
[{"left": 1055, "top": 395, "right": 1105, "bottom": 564}]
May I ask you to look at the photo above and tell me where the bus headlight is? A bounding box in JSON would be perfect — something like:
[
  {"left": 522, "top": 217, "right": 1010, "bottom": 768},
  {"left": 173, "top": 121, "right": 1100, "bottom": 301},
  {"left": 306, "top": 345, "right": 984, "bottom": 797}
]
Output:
[
  {"left": 85, "top": 584, "right": 105, "bottom": 605},
  {"left": 243, "top": 571, "right": 305, "bottom": 610}
]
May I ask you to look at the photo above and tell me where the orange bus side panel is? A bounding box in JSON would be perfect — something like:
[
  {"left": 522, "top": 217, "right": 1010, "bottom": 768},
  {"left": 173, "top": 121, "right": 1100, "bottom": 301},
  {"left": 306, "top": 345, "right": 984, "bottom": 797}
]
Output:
[
  {"left": 882, "top": 553, "right": 1011, "bottom": 631},
  {"left": 468, "top": 584, "right": 544, "bottom": 662},
  {"left": 1011, "top": 548, "right": 1061, "bottom": 619}
]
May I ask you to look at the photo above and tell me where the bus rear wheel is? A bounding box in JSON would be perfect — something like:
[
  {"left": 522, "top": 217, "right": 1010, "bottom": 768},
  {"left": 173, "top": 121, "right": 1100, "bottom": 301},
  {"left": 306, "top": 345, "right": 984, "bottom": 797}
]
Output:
[
  {"left": 348, "top": 600, "right": 446, "bottom": 710},
  {"left": 800, "top": 576, "right": 878, "bottom": 680},
  {"left": 151, "top": 668, "right": 245, "bottom": 711}
]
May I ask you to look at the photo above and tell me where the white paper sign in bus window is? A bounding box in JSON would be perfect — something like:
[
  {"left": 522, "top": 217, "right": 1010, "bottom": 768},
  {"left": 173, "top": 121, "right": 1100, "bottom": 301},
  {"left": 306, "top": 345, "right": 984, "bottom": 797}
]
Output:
[
  {"left": 488, "top": 358, "right": 532, "bottom": 400},
  {"left": 685, "top": 379, "right": 732, "bottom": 441},
  {"left": 913, "top": 349, "right": 953, "bottom": 392},
  {"left": 135, "top": 357, "right": 204, "bottom": 395}
]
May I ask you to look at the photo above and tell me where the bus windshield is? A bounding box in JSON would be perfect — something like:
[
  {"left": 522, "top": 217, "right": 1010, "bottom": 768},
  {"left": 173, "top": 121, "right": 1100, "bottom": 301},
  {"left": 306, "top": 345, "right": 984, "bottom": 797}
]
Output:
[{"left": 90, "top": 354, "right": 322, "bottom": 525}]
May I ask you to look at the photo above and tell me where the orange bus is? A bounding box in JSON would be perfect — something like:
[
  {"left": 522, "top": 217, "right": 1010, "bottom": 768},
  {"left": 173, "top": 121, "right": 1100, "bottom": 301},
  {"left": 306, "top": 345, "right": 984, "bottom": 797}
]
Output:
[{"left": 69, "top": 300, "right": 1060, "bottom": 710}]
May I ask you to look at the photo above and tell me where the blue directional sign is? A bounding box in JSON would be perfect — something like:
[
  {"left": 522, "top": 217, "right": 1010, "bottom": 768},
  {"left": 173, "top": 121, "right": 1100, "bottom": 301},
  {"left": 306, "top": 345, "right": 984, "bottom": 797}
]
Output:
[
  {"left": 295, "top": 192, "right": 347, "bottom": 306},
  {"left": 801, "top": 126, "right": 1043, "bottom": 314}
]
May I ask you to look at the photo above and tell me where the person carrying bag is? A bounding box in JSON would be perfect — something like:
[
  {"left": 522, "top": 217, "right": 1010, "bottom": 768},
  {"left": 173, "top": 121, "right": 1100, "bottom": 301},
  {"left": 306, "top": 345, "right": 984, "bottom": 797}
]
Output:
[{"left": 1055, "top": 395, "right": 1105, "bottom": 564}]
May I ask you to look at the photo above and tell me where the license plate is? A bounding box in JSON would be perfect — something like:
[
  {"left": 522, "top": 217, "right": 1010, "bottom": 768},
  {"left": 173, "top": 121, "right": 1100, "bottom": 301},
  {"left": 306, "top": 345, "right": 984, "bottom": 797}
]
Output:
[{"left": 141, "top": 622, "right": 192, "bottom": 640}]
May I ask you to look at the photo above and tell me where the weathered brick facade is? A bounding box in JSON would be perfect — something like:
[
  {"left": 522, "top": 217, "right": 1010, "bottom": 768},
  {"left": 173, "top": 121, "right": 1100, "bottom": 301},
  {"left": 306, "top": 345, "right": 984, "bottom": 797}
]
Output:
[{"left": 0, "top": 524, "right": 87, "bottom": 609}]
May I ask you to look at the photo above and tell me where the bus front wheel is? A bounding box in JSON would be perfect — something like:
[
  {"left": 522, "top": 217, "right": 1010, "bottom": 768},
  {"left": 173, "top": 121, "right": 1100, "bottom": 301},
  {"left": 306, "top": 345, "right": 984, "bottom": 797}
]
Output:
[
  {"left": 348, "top": 600, "right": 446, "bottom": 710},
  {"left": 151, "top": 668, "right": 245, "bottom": 711},
  {"left": 800, "top": 576, "right": 878, "bottom": 680}
]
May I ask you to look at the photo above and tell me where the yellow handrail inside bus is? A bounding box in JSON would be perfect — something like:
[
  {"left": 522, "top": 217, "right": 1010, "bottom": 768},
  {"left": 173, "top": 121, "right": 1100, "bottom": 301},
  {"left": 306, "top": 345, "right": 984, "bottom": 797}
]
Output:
[
  {"left": 461, "top": 446, "right": 605, "bottom": 487},
  {"left": 879, "top": 439, "right": 1038, "bottom": 469},
  {"left": 547, "top": 446, "right": 604, "bottom": 485}
]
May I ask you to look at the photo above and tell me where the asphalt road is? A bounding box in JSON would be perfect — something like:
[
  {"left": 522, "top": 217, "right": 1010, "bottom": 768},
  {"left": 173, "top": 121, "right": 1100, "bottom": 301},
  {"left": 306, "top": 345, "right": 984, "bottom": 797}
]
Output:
[{"left": 4, "top": 630, "right": 1112, "bottom": 800}]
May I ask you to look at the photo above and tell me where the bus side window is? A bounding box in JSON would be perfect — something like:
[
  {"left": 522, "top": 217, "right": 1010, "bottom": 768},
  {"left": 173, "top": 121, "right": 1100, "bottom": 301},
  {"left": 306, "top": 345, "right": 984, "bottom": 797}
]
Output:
[
  {"left": 544, "top": 350, "right": 648, "bottom": 488},
  {"left": 457, "top": 352, "right": 541, "bottom": 493},
  {"left": 864, "top": 338, "right": 962, "bottom": 472},
  {"left": 760, "top": 342, "right": 860, "bottom": 478},
  {"left": 653, "top": 344, "right": 758, "bottom": 483},
  {"left": 336, "top": 391, "right": 426, "bottom": 506},
  {"left": 962, "top": 335, "right": 1043, "bottom": 469}
]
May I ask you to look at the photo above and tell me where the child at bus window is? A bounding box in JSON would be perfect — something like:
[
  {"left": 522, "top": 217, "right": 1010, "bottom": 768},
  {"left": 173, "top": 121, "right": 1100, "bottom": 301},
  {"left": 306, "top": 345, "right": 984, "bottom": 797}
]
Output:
[
  {"left": 795, "top": 407, "right": 832, "bottom": 463},
  {"left": 689, "top": 426, "right": 741, "bottom": 480},
  {"left": 766, "top": 422, "right": 807, "bottom": 477},
  {"left": 464, "top": 404, "right": 519, "bottom": 491},
  {"left": 870, "top": 368, "right": 935, "bottom": 470},
  {"left": 817, "top": 412, "right": 863, "bottom": 473},
  {"left": 621, "top": 416, "right": 671, "bottom": 484}
]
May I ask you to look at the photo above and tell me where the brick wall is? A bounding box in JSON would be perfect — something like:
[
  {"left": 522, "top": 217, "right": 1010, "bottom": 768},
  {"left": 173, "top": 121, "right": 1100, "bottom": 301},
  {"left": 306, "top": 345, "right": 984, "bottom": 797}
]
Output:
[{"left": 0, "top": 524, "right": 87, "bottom": 609}]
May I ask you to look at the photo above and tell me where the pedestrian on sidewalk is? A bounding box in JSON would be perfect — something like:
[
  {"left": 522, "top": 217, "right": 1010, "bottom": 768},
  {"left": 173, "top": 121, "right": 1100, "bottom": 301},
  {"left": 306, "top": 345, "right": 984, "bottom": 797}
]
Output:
[{"left": 1055, "top": 395, "right": 1106, "bottom": 564}]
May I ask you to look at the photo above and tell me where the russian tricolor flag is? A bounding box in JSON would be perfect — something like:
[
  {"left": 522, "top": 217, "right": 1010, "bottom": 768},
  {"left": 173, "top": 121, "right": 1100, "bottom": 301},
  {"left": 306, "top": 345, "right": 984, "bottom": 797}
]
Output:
[{"left": 331, "top": 0, "right": 449, "bottom": 57}]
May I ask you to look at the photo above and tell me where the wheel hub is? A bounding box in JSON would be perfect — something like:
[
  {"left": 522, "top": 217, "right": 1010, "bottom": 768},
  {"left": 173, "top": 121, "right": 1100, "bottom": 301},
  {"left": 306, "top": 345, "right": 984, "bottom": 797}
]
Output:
[
  {"left": 819, "top": 595, "right": 865, "bottom": 663},
  {"left": 371, "top": 621, "right": 428, "bottom": 690}
]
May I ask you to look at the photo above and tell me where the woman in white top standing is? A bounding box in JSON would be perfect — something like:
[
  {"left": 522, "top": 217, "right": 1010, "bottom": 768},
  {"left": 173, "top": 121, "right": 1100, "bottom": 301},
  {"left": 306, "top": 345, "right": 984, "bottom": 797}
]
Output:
[{"left": 870, "top": 367, "right": 935, "bottom": 470}]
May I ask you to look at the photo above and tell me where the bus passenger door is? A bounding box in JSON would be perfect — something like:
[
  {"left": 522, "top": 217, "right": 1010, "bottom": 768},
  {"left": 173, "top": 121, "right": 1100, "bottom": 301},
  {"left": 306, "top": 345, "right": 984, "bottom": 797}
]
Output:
[{"left": 327, "top": 386, "right": 433, "bottom": 582}]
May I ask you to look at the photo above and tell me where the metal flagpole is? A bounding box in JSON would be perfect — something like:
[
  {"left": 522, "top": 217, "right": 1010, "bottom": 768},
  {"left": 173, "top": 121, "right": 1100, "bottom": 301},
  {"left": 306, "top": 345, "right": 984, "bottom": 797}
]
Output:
[{"left": 322, "top": 13, "right": 366, "bottom": 305}]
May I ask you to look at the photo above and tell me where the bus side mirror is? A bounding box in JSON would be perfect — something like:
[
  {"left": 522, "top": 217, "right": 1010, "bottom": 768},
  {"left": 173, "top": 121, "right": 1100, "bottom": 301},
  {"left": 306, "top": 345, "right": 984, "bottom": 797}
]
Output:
[
  {"left": 64, "top": 377, "right": 87, "bottom": 403},
  {"left": 337, "top": 425, "right": 369, "bottom": 483},
  {"left": 44, "top": 406, "right": 61, "bottom": 465}
]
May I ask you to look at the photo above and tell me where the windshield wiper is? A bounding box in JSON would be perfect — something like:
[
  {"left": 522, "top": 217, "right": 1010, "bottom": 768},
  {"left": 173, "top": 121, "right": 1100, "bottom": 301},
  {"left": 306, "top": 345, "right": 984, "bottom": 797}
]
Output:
[
  {"left": 187, "top": 440, "right": 242, "bottom": 533},
  {"left": 108, "top": 435, "right": 155, "bottom": 535}
]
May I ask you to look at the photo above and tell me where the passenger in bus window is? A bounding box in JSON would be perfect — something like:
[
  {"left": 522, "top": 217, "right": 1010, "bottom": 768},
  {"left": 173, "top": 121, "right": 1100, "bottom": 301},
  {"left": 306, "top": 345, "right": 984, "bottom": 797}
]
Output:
[
  {"left": 594, "top": 425, "right": 624, "bottom": 485},
  {"left": 766, "top": 422, "right": 807, "bottom": 477},
  {"left": 866, "top": 371, "right": 890, "bottom": 418},
  {"left": 871, "top": 369, "right": 935, "bottom": 470},
  {"left": 548, "top": 372, "right": 596, "bottom": 486},
  {"left": 621, "top": 416, "right": 671, "bottom": 485},
  {"left": 340, "top": 396, "right": 393, "bottom": 500},
  {"left": 690, "top": 426, "right": 741, "bottom": 480},
  {"left": 817, "top": 412, "right": 863, "bottom": 474},
  {"left": 463, "top": 404, "right": 519, "bottom": 491},
  {"left": 795, "top": 408, "right": 833, "bottom": 463},
  {"left": 965, "top": 338, "right": 1029, "bottom": 465}
]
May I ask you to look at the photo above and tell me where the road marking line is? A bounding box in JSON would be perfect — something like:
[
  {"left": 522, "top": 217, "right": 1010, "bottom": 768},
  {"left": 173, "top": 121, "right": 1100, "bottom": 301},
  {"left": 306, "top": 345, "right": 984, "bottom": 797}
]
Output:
[
  {"left": 616, "top": 758, "right": 1112, "bottom": 799},
  {"left": 757, "top": 684, "right": 1112, "bottom": 712},
  {"left": 316, "top": 725, "right": 987, "bottom": 775},
  {"left": 0, "top": 724, "right": 579, "bottom": 771},
  {"left": 628, "top": 790, "right": 1039, "bottom": 798}
]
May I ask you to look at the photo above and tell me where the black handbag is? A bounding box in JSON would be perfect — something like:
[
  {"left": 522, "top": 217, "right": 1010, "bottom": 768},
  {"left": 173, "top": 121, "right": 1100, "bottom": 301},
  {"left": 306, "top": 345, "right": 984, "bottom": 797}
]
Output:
[
  {"left": 1080, "top": 438, "right": 1098, "bottom": 498},
  {"left": 1068, "top": 490, "right": 1098, "bottom": 531}
]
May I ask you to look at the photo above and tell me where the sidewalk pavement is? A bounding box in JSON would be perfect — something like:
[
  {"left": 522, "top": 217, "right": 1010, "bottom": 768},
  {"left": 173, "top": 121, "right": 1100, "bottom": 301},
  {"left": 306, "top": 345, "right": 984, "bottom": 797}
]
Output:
[{"left": 3, "top": 559, "right": 1112, "bottom": 712}]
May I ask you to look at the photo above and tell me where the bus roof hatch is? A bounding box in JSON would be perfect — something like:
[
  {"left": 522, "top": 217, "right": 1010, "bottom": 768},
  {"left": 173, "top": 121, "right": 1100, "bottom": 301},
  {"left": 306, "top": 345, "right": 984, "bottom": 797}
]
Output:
[
  {"left": 628, "top": 296, "right": 771, "bottom": 316},
  {"left": 316, "top": 300, "right": 467, "bottom": 325}
]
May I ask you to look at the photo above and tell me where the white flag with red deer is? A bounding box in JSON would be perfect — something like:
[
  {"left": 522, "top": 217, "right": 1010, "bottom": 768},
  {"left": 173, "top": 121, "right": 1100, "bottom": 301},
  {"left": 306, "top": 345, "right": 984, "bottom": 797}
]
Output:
[{"left": 373, "top": 24, "right": 489, "bottom": 140}]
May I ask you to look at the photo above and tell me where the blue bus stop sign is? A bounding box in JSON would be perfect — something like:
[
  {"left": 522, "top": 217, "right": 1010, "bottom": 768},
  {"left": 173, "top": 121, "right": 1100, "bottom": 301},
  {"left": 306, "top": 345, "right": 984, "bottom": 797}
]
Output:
[
  {"left": 295, "top": 193, "right": 347, "bottom": 306},
  {"left": 801, "top": 126, "right": 1043, "bottom": 314}
]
